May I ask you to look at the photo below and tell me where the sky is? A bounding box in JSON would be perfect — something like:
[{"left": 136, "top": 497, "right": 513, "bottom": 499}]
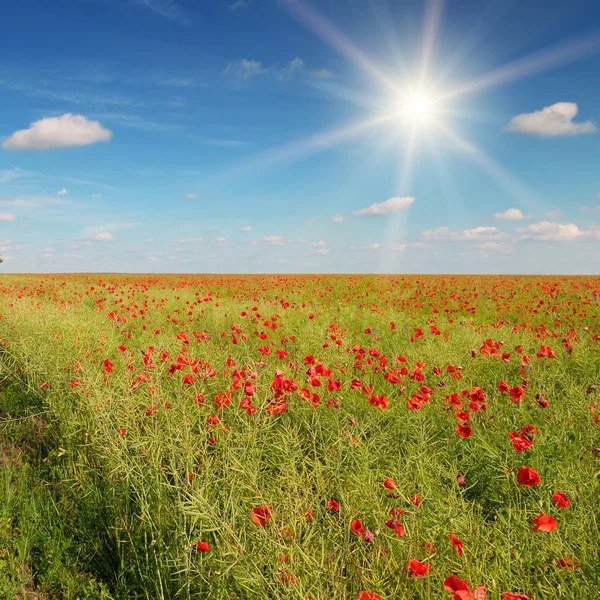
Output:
[{"left": 1, "top": 0, "right": 600, "bottom": 274}]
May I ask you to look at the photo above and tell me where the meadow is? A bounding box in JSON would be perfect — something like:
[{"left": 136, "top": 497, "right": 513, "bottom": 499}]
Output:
[{"left": 0, "top": 273, "right": 599, "bottom": 600}]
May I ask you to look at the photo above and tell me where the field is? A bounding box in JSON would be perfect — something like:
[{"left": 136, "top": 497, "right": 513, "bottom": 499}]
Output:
[{"left": 0, "top": 273, "right": 599, "bottom": 600}]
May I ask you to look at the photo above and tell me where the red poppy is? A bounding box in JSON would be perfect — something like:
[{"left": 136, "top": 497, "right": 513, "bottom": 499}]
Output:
[
  {"left": 444, "top": 576, "right": 474, "bottom": 600},
  {"left": 182, "top": 374, "right": 196, "bottom": 385},
  {"left": 509, "top": 386, "right": 525, "bottom": 403},
  {"left": 531, "top": 513, "right": 557, "bottom": 532},
  {"left": 501, "top": 594, "right": 530, "bottom": 600},
  {"left": 456, "top": 424, "right": 472, "bottom": 438},
  {"left": 449, "top": 534, "right": 464, "bottom": 555},
  {"left": 510, "top": 435, "right": 533, "bottom": 453},
  {"left": 498, "top": 381, "right": 509, "bottom": 393},
  {"left": 250, "top": 506, "right": 272, "bottom": 527},
  {"left": 556, "top": 556, "right": 579, "bottom": 570},
  {"left": 327, "top": 499, "right": 340, "bottom": 512},
  {"left": 358, "top": 593, "right": 382, "bottom": 600},
  {"left": 517, "top": 466, "right": 540, "bottom": 487},
  {"left": 410, "top": 494, "right": 421, "bottom": 506},
  {"left": 408, "top": 559, "right": 432, "bottom": 577},
  {"left": 456, "top": 474, "right": 466, "bottom": 486},
  {"left": 350, "top": 519, "right": 365, "bottom": 536},
  {"left": 103, "top": 359, "right": 114, "bottom": 374},
  {"left": 552, "top": 492, "right": 571, "bottom": 508},
  {"left": 383, "top": 478, "right": 396, "bottom": 490},
  {"left": 194, "top": 541, "right": 210, "bottom": 552}
]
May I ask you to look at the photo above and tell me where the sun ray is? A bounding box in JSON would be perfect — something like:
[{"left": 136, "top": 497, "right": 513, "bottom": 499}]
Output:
[
  {"left": 419, "top": 0, "right": 445, "bottom": 86},
  {"left": 434, "top": 0, "right": 519, "bottom": 86},
  {"left": 441, "top": 33, "right": 600, "bottom": 101},
  {"left": 368, "top": 0, "right": 410, "bottom": 80},
  {"left": 208, "top": 112, "right": 398, "bottom": 184},
  {"left": 280, "top": 0, "right": 401, "bottom": 94},
  {"left": 432, "top": 120, "right": 549, "bottom": 216},
  {"left": 375, "top": 125, "right": 418, "bottom": 274}
]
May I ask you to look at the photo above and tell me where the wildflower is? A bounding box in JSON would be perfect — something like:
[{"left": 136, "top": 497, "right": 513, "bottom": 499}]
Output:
[
  {"left": 449, "top": 534, "right": 464, "bottom": 555},
  {"left": 350, "top": 519, "right": 365, "bottom": 536},
  {"left": 250, "top": 506, "right": 272, "bottom": 527},
  {"left": 408, "top": 559, "right": 432, "bottom": 577},
  {"left": 531, "top": 513, "right": 557, "bottom": 532},
  {"left": 517, "top": 466, "right": 540, "bottom": 487},
  {"left": 456, "top": 424, "right": 472, "bottom": 438},
  {"left": 552, "top": 492, "right": 571, "bottom": 508},
  {"left": 194, "top": 541, "right": 210, "bottom": 552}
]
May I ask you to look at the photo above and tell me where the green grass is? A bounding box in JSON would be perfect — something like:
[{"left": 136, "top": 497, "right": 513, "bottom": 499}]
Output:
[{"left": 0, "top": 273, "right": 599, "bottom": 599}]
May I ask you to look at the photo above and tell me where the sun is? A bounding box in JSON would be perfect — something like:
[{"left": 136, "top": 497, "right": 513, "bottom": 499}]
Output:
[{"left": 399, "top": 88, "right": 439, "bottom": 126}]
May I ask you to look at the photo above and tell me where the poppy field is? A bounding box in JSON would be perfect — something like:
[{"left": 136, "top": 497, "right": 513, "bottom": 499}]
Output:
[{"left": 0, "top": 273, "right": 599, "bottom": 600}]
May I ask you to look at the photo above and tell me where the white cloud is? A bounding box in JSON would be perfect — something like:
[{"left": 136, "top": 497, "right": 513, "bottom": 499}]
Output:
[
  {"left": 185, "top": 193, "right": 199, "bottom": 199},
  {"left": 351, "top": 243, "right": 382, "bottom": 250},
  {"left": 544, "top": 209, "right": 563, "bottom": 219},
  {"left": 333, "top": 214, "right": 345, "bottom": 223},
  {"left": 278, "top": 57, "right": 305, "bottom": 81},
  {"left": 0, "top": 213, "right": 17, "bottom": 222},
  {"left": 224, "top": 59, "right": 265, "bottom": 81},
  {"left": 263, "top": 236, "right": 285, "bottom": 246},
  {"left": 3, "top": 114, "right": 113, "bottom": 151},
  {"left": 518, "top": 221, "right": 587, "bottom": 241},
  {"left": 506, "top": 102, "right": 597, "bottom": 137},
  {"left": 57, "top": 188, "right": 68, "bottom": 196},
  {"left": 307, "top": 68, "right": 334, "bottom": 80},
  {"left": 352, "top": 196, "right": 415, "bottom": 216},
  {"left": 421, "top": 226, "right": 509, "bottom": 242},
  {"left": 94, "top": 232, "right": 116, "bottom": 241},
  {"left": 580, "top": 205, "right": 600, "bottom": 213},
  {"left": 240, "top": 225, "right": 253, "bottom": 232},
  {"left": 475, "top": 241, "right": 514, "bottom": 254},
  {"left": 229, "top": 0, "right": 247, "bottom": 10},
  {"left": 309, "top": 240, "right": 326, "bottom": 247},
  {"left": 132, "top": 0, "right": 189, "bottom": 25},
  {"left": 316, "top": 248, "right": 330, "bottom": 255},
  {"left": 494, "top": 208, "right": 527, "bottom": 221},
  {"left": 0, "top": 168, "right": 30, "bottom": 184},
  {"left": 174, "top": 237, "right": 203, "bottom": 244}
]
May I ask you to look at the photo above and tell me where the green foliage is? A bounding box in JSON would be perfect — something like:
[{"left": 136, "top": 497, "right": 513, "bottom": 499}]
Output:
[{"left": 0, "top": 274, "right": 599, "bottom": 599}]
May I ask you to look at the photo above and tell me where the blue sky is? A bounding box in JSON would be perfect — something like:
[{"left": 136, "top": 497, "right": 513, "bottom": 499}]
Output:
[{"left": 1, "top": 0, "right": 600, "bottom": 274}]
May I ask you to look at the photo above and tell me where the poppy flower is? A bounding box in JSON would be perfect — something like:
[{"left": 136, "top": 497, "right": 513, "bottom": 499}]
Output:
[
  {"left": 449, "top": 534, "right": 464, "bottom": 555},
  {"left": 517, "top": 466, "right": 540, "bottom": 487},
  {"left": 408, "top": 559, "right": 432, "bottom": 577},
  {"left": 552, "top": 492, "right": 571, "bottom": 508},
  {"left": 103, "top": 359, "right": 114, "bottom": 374},
  {"left": 509, "top": 386, "right": 525, "bottom": 403},
  {"left": 40, "top": 381, "right": 49, "bottom": 389},
  {"left": 456, "top": 424, "right": 472, "bottom": 438},
  {"left": 250, "top": 506, "right": 272, "bottom": 527},
  {"left": 194, "top": 541, "right": 210, "bottom": 552},
  {"left": 499, "top": 380, "right": 509, "bottom": 393},
  {"left": 358, "top": 593, "right": 382, "bottom": 600},
  {"left": 556, "top": 556, "right": 579, "bottom": 570},
  {"left": 510, "top": 435, "right": 533, "bottom": 453},
  {"left": 531, "top": 513, "right": 557, "bottom": 532},
  {"left": 383, "top": 478, "right": 396, "bottom": 490},
  {"left": 456, "top": 474, "right": 466, "bottom": 486},
  {"left": 350, "top": 519, "right": 365, "bottom": 536},
  {"left": 444, "top": 576, "right": 474, "bottom": 599},
  {"left": 410, "top": 495, "right": 421, "bottom": 506},
  {"left": 327, "top": 499, "right": 340, "bottom": 512},
  {"left": 501, "top": 594, "right": 530, "bottom": 600}
]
